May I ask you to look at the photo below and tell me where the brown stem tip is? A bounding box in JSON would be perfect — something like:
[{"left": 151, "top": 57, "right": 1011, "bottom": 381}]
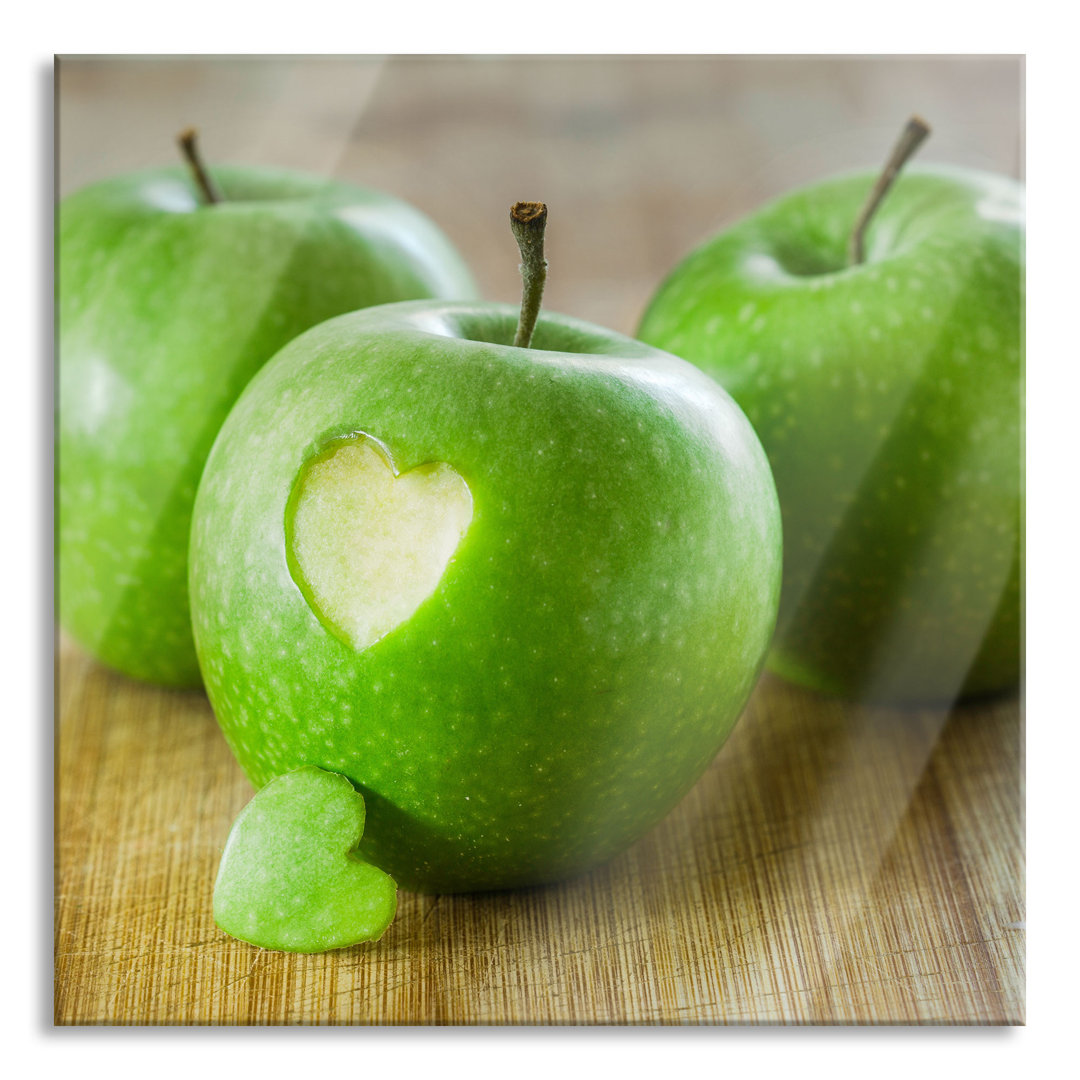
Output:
[
  {"left": 510, "top": 201, "right": 549, "bottom": 349},
  {"left": 177, "top": 126, "right": 223, "bottom": 206},
  {"left": 848, "top": 115, "right": 931, "bottom": 266},
  {"left": 511, "top": 201, "right": 548, "bottom": 226}
]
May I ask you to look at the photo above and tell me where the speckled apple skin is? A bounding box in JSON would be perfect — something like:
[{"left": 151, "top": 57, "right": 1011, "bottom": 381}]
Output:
[
  {"left": 190, "top": 301, "right": 782, "bottom": 893},
  {"left": 213, "top": 766, "right": 397, "bottom": 953},
  {"left": 59, "top": 166, "right": 477, "bottom": 687},
  {"left": 638, "top": 166, "right": 1023, "bottom": 704}
]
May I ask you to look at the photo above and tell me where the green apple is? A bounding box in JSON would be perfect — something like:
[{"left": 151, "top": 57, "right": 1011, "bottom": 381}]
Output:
[
  {"left": 189, "top": 207, "right": 781, "bottom": 891},
  {"left": 214, "top": 766, "right": 397, "bottom": 953},
  {"left": 59, "top": 137, "right": 477, "bottom": 687},
  {"left": 638, "top": 139, "right": 1023, "bottom": 704}
]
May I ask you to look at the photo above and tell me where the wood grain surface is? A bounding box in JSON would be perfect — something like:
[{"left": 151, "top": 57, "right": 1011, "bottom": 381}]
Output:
[
  {"left": 54, "top": 55, "right": 1025, "bottom": 1025},
  {"left": 55, "top": 634, "right": 1023, "bottom": 1025}
]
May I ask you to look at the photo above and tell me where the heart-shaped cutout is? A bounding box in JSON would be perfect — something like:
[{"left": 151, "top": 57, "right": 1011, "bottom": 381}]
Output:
[
  {"left": 287, "top": 435, "right": 473, "bottom": 651},
  {"left": 213, "top": 766, "right": 397, "bottom": 953}
]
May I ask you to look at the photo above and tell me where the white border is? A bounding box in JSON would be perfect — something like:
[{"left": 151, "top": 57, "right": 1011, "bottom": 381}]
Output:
[{"left": 12, "top": 2, "right": 1073, "bottom": 1074}]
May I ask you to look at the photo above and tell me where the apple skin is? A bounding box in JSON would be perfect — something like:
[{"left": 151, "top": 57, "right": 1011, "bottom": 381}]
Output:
[
  {"left": 59, "top": 165, "right": 478, "bottom": 687},
  {"left": 213, "top": 767, "right": 397, "bottom": 953},
  {"left": 189, "top": 300, "right": 782, "bottom": 893},
  {"left": 638, "top": 165, "right": 1023, "bottom": 705}
]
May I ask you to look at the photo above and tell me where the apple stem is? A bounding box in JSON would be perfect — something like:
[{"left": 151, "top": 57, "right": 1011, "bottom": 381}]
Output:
[
  {"left": 510, "top": 202, "right": 548, "bottom": 348},
  {"left": 177, "top": 127, "right": 224, "bottom": 206},
  {"left": 848, "top": 116, "right": 931, "bottom": 266}
]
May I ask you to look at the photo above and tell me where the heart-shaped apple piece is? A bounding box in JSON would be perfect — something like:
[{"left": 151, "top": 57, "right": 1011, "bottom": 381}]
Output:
[
  {"left": 286, "top": 434, "right": 473, "bottom": 651},
  {"left": 213, "top": 766, "right": 397, "bottom": 953}
]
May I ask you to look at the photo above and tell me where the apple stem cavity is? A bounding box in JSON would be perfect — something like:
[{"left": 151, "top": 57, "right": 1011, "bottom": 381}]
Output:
[
  {"left": 177, "top": 127, "right": 224, "bottom": 206},
  {"left": 848, "top": 115, "right": 931, "bottom": 266},
  {"left": 510, "top": 201, "right": 548, "bottom": 348}
]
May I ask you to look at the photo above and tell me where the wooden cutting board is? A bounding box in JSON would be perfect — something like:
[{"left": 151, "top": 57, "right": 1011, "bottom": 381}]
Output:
[{"left": 54, "top": 632, "right": 1023, "bottom": 1025}]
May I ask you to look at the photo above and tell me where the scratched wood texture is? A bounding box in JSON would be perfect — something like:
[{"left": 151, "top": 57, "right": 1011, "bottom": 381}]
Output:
[
  {"left": 55, "top": 634, "right": 1024, "bottom": 1025},
  {"left": 54, "top": 55, "right": 1024, "bottom": 1025}
]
